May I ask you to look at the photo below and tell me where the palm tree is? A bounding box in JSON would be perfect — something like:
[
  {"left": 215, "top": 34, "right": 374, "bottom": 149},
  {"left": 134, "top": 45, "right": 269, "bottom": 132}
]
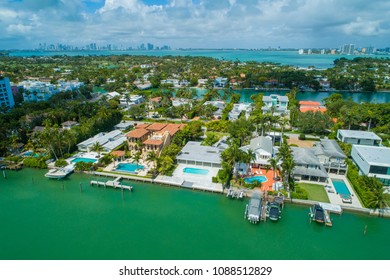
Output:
[
  {"left": 91, "top": 142, "right": 104, "bottom": 158},
  {"left": 146, "top": 150, "right": 158, "bottom": 174},
  {"left": 268, "top": 157, "right": 279, "bottom": 180},
  {"left": 246, "top": 149, "right": 256, "bottom": 174},
  {"left": 132, "top": 151, "right": 142, "bottom": 170}
]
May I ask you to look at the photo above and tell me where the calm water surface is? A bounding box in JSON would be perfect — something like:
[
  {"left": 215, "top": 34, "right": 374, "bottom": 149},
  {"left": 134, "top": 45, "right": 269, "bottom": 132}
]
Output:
[
  {"left": 9, "top": 50, "right": 390, "bottom": 69},
  {"left": 0, "top": 169, "right": 389, "bottom": 260}
]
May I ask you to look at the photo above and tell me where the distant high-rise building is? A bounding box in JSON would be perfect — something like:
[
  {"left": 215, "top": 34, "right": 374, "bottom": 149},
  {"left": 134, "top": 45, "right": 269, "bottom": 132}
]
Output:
[
  {"left": 307, "top": 49, "right": 312, "bottom": 54},
  {"left": 331, "top": 49, "right": 336, "bottom": 55},
  {"left": 298, "top": 49, "right": 304, "bottom": 54},
  {"left": 320, "top": 49, "right": 325, "bottom": 54},
  {"left": 366, "top": 46, "right": 375, "bottom": 55},
  {"left": 147, "top": 43, "right": 154, "bottom": 50},
  {"left": 342, "top": 44, "right": 355, "bottom": 55},
  {"left": 0, "top": 76, "right": 15, "bottom": 109}
]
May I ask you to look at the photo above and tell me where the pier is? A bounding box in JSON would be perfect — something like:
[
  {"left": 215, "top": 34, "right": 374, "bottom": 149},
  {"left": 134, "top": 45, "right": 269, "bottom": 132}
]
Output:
[{"left": 90, "top": 176, "right": 133, "bottom": 191}]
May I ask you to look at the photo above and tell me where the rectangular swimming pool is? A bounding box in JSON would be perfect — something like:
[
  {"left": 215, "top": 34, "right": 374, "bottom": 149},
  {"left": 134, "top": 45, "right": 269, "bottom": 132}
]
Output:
[
  {"left": 116, "top": 163, "right": 144, "bottom": 173},
  {"left": 183, "top": 167, "right": 209, "bottom": 175},
  {"left": 71, "top": 158, "right": 97, "bottom": 163},
  {"left": 331, "top": 179, "right": 351, "bottom": 195}
]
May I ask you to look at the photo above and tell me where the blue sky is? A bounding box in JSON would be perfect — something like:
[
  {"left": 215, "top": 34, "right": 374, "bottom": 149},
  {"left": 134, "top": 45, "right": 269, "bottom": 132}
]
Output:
[{"left": 0, "top": 0, "right": 389, "bottom": 50}]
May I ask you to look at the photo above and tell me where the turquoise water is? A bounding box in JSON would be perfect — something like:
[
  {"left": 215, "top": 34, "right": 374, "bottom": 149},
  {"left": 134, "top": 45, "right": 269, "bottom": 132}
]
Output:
[
  {"left": 0, "top": 169, "right": 389, "bottom": 260},
  {"left": 116, "top": 163, "right": 144, "bottom": 173},
  {"left": 332, "top": 179, "right": 351, "bottom": 195},
  {"left": 9, "top": 50, "right": 390, "bottom": 69},
  {"left": 183, "top": 167, "right": 209, "bottom": 175},
  {"left": 194, "top": 88, "right": 390, "bottom": 104},
  {"left": 71, "top": 158, "right": 97, "bottom": 163},
  {"left": 244, "top": 176, "right": 268, "bottom": 184}
]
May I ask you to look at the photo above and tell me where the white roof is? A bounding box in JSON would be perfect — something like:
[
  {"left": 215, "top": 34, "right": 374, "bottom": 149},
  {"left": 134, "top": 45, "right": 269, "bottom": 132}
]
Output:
[
  {"left": 353, "top": 145, "right": 390, "bottom": 167},
  {"left": 177, "top": 141, "right": 222, "bottom": 164},
  {"left": 338, "top": 130, "right": 381, "bottom": 140}
]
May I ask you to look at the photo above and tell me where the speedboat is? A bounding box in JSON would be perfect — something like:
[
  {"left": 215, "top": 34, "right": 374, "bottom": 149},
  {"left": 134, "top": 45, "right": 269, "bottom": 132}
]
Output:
[
  {"left": 310, "top": 204, "right": 325, "bottom": 223},
  {"left": 267, "top": 202, "right": 282, "bottom": 221}
]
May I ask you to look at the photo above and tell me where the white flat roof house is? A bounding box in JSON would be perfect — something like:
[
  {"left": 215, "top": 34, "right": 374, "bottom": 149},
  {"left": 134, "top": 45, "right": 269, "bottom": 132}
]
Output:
[
  {"left": 351, "top": 145, "right": 390, "bottom": 186},
  {"left": 228, "top": 103, "right": 252, "bottom": 120},
  {"left": 77, "top": 130, "right": 126, "bottom": 153},
  {"left": 176, "top": 141, "right": 223, "bottom": 168},
  {"left": 337, "top": 130, "right": 382, "bottom": 146}
]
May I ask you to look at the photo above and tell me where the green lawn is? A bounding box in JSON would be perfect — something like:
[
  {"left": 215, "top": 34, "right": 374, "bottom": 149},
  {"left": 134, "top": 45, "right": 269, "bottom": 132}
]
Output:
[{"left": 297, "top": 183, "right": 330, "bottom": 203}]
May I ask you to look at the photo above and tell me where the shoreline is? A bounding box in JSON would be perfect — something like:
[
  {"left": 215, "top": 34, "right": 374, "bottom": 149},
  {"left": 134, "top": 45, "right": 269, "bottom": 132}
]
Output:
[{"left": 87, "top": 170, "right": 390, "bottom": 218}]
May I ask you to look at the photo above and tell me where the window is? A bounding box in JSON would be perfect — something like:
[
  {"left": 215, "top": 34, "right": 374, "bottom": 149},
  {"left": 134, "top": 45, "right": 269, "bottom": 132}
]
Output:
[{"left": 369, "top": 165, "right": 389, "bottom": 175}]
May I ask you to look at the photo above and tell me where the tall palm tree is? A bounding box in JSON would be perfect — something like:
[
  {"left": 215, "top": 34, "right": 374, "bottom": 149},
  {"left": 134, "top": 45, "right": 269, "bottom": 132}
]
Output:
[
  {"left": 268, "top": 157, "right": 279, "bottom": 180},
  {"left": 246, "top": 149, "right": 256, "bottom": 174},
  {"left": 132, "top": 151, "right": 142, "bottom": 169},
  {"left": 91, "top": 142, "right": 104, "bottom": 157},
  {"left": 146, "top": 150, "right": 158, "bottom": 172}
]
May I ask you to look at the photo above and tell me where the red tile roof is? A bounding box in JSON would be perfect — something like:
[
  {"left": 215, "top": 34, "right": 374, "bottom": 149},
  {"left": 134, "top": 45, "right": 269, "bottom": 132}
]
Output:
[
  {"left": 111, "top": 150, "right": 125, "bottom": 157},
  {"left": 299, "top": 101, "right": 321, "bottom": 106},
  {"left": 299, "top": 107, "right": 327, "bottom": 113},
  {"left": 136, "top": 123, "right": 150, "bottom": 129},
  {"left": 126, "top": 128, "right": 149, "bottom": 138},
  {"left": 146, "top": 123, "right": 167, "bottom": 131}
]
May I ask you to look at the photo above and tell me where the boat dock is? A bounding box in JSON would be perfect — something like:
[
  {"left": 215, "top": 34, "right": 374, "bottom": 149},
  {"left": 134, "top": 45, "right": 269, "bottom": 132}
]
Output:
[
  {"left": 319, "top": 202, "right": 343, "bottom": 215},
  {"left": 45, "top": 164, "right": 74, "bottom": 179},
  {"left": 90, "top": 176, "right": 133, "bottom": 191},
  {"left": 244, "top": 191, "right": 263, "bottom": 224},
  {"left": 226, "top": 189, "right": 244, "bottom": 199}
]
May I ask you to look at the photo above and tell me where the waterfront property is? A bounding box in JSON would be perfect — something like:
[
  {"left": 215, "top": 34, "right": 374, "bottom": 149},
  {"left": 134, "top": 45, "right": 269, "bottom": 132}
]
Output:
[
  {"left": 126, "top": 123, "right": 184, "bottom": 156},
  {"left": 176, "top": 141, "right": 224, "bottom": 168},
  {"left": 168, "top": 164, "right": 222, "bottom": 192},
  {"left": 291, "top": 147, "right": 328, "bottom": 182},
  {"left": 337, "top": 129, "right": 382, "bottom": 146},
  {"left": 313, "top": 139, "right": 347, "bottom": 175},
  {"left": 77, "top": 130, "right": 126, "bottom": 153},
  {"left": 351, "top": 145, "right": 390, "bottom": 187}
]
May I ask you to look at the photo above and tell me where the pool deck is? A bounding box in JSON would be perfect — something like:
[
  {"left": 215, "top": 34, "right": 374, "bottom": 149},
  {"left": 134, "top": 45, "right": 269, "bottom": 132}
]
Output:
[
  {"left": 298, "top": 175, "right": 363, "bottom": 208},
  {"left": 328, "top": 174, "right": 363, "bottom": 208},
  {"left": 248, "top": 167, "right": 276, "bottom": 192}
]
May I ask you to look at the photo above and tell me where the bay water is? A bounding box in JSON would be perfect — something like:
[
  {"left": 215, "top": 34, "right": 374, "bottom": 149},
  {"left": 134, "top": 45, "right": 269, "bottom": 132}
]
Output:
[{"left": 1, "top": 169, "right": 389, "bottom": 260}]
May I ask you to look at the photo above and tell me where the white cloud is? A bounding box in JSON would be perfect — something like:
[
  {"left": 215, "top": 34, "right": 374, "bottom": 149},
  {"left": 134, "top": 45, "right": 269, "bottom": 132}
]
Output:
[{"left": 0, "top": 0, "right": 389, "bottom": 49}]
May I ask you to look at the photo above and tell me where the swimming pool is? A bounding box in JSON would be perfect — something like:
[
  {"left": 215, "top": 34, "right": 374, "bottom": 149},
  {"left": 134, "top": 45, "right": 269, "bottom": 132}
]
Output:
[
  {"left": 331, "top": 179, "right": 351, "bottom": 195},
  {"left": 71, "top": 158, "right": 97, "bottom": 163},
  {"left": 116, "top": 163, "right": 144, "bottom": 173},
  {"left": 183, "top": 167, "right": 209, "bottom": 175},
  {"left": 244, "top": 176, "right": 268, "bottom": 184}
]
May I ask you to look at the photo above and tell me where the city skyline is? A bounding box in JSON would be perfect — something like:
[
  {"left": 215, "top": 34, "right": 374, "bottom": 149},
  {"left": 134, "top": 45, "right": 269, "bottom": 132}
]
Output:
[{"left": 0, "top": 0, "right": 389, "bottom": 50}]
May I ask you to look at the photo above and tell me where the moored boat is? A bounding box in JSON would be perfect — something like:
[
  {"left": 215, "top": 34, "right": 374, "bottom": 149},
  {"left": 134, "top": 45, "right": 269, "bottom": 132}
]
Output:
[
  {"left": 310, "top": 204, "right": 325, "bottom": 224},
  {"left": 267, "top": 202, "right": 282, "bottom": 221},
  {"left": 244, "top": 191, "right": 262, "bottom": 224}
]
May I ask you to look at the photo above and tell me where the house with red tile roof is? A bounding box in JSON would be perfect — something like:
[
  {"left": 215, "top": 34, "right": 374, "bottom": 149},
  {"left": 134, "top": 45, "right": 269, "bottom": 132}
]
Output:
[
  {"left": 126, "top": 128, "right": 150, "bottom": 151},
  {"left": 299, "top": 100, "right": 327, "bottom": 113}
]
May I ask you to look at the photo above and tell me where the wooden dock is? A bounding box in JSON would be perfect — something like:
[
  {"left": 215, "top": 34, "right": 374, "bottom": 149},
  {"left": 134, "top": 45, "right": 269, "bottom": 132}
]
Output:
[{"left": 90, "top": 176, "right": 133, "bottom": 191}]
